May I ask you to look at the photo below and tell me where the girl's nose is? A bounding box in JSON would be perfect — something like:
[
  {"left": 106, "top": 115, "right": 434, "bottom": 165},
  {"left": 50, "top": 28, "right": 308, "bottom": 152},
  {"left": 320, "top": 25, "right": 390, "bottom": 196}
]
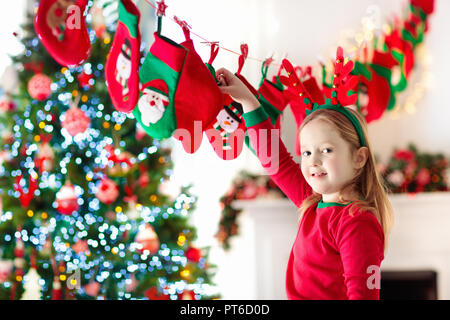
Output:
[{"left": 310, "top": 153, "right": 322, "bottom": 166}]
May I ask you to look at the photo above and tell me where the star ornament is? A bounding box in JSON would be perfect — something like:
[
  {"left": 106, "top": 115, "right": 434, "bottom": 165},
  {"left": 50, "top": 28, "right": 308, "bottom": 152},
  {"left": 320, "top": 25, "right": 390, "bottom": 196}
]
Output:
[{"left": 156, "top": 0, "right": 168, "bottom": 17}]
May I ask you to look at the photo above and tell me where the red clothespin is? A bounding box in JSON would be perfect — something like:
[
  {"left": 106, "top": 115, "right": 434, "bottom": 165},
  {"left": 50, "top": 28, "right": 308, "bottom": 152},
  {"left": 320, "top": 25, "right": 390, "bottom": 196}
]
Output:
[
  {"left": 237, "top": 43, "right": 248, "bottom": 76},
  {"left": 173, "top": 16, "right": 191, "bottom": 40},
  {"left": 207, "top": 42, "right": 220, "bottom": 65}
]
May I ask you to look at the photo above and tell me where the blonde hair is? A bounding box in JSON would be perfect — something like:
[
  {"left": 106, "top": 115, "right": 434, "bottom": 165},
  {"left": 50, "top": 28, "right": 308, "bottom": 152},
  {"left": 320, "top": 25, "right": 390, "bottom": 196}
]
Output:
[{"left": 298, "top": 107, "right": 394, "bottom": 248}]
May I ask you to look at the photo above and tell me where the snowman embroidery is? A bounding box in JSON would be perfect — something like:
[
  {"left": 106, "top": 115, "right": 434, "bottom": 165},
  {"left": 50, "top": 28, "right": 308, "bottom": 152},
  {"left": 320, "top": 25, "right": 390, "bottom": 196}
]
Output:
[
  {"left": 213, "top": 102, "right": 243, "bottom": 150},
  {"left": 115, "top": 38, "right": 133, "bottom": 100},
  {"left": 138, "top": 79, "right": 170, "bottom": 126}
]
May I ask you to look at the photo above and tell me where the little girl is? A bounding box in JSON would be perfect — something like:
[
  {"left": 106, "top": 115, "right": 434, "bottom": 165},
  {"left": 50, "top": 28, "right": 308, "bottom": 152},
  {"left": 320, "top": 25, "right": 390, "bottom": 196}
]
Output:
[{"left": 216, "top": 67, "right": 394, "bottom": 300}]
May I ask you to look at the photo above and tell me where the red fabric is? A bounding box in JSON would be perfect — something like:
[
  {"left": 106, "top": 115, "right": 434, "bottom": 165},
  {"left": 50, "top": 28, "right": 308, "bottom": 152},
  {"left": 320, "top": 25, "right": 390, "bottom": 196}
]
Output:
[
  {"left": 372, "top": 50, "right": 398, "bottom": 70},
  {"left": 247, "top": 116, "right": 385, "bottom": 300},
  {"left": 173, "top": 39, "right": 223, "bottom": 154},
  {"left": 205, "top": 103, "right": 246, "bottom": 160},
  {"left": 353, "top": 64, "right": 391, "bottom": 123},
  {"left": 105, "top": 0, "right": 141, "bottom": 113},
  {"left": 149, "top": 32, "right": 187, "bottom": 73},
  {"left": 411, "top": 0, "right": 435, "bottom": 15},
  {"left": 34, "top": 0, "right": 90, "bottom": 67},
  {"left": 258, "top": 79, "right": 287, "bottom": 117}
]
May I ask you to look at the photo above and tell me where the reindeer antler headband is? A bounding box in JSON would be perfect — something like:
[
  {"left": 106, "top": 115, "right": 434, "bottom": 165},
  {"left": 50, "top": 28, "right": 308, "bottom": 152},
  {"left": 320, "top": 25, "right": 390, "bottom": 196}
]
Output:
[{"left": 280, "top": 47, "right": 366, "bottom": 147}]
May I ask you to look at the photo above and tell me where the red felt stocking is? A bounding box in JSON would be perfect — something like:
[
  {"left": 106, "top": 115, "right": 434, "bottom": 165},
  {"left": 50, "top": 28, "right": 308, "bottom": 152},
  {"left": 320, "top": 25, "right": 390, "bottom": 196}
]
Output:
[
  {"left": 34, "top": 0, "right": 91, "bottom": 67},
  {"left": 172, "top": 20, "right": 223, "bottom": 154},
  {"left": 352, "top": 61, "right": 391, "bottom": 123},
  {"left": 204, "top": 45, "right": 252, "bottom": 160},
  {"left": 105, "top": 0, "right": 141, "bottom": 113}
]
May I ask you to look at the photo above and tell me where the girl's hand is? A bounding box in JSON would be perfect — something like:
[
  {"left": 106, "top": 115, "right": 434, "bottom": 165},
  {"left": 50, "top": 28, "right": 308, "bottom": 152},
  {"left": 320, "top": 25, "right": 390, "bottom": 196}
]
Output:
[{"left": 215, "top": 67, "right": 260, "bottom": 113}]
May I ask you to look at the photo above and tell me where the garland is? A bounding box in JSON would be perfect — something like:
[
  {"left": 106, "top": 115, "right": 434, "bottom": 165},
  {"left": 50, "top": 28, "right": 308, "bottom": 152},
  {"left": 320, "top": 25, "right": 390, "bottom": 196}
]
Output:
[{"left": 215, "top": 171, "right": 286, "bottom": 250}]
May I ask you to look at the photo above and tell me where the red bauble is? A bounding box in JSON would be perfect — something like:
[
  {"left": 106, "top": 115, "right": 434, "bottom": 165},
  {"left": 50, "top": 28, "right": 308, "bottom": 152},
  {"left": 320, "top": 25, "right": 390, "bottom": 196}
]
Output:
[
  {"left": 144, "top": 287, "right": 170, "bottom": 300},
  {"left": 185, "top": 247, "right": 202, "bottom": 263},
  {"left": 55, "top": 182, "right": 79, "bottom": 215},
  {"left": 178, "top": 290, "right": 197, "bottom": 300},
  {"left": 77, "top": 71, "right": 93, "bottom": 89},
  {"left": 96, "top": 178, "right": 119, "bottom": 205},
  {"left": 84, "top": 281, "right": 101, "bottom": 297},
  {"left": 135, "top": 224, "right": 160, "bottom": 254},
  {"left": 62, "top": 105, "right": 91, "bottom": 136},
  {"left": 27, "top": 73, "right": 52, "bottom": 101},
  {"left": 0, "top": 260, "right": 13, "bottom": 284},
  {"left": 35, "top": 142, "right": 55, "bottom": 173},
  {"left": 0, "top": 97, "right": 16, "bottom": 112}
]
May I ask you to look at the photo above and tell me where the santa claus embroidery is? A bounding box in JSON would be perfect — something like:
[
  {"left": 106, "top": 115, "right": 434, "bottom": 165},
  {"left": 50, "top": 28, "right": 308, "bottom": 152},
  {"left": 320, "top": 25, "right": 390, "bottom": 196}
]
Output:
[
  {"left": 115, "top": 38, "right": 133, "bottom": 99},
  {"left": 137, "top": 79, "right": 170, "bottom": 127},
  {"left": 46, "top": 0, "right": 77, "bottom": 41},
  {"left": 213, "top": 102, "right": 243, "bottom": 150}
]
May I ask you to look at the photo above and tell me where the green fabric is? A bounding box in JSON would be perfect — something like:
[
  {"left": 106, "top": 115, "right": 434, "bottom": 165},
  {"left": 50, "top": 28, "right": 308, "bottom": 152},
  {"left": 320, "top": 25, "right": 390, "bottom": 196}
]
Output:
[
  {"left": 410, "top": 3, "right": 428, "bottom": 21},
  {"left": 305, "top": 100, "right": 366, "bottom": 147},
  {"left": 352, "top": 61, "right": 372, "bottom": 81},
  {"left": 118, "top": 0, "right": 139, "bottom": 38},
  {"left": 390, "top": 50, "right": 408, "bottom": 93},
  {"left": 242, "top": 106, "right": 268, "bottom": 128},
  {"left": 205, "top": 63, "right": 217, "bottom": 80},
  {"left": 318, "top": 200, "right": 353, "bottom": 208},
  {"left": 133, "top": 51, "right": 185, "bottom": 139},
  {"left": 244, "top": 95, "right": 282, "bottom": 155},
  {"left": 402, "top": 28, "right": 424, "bottom": 48}
]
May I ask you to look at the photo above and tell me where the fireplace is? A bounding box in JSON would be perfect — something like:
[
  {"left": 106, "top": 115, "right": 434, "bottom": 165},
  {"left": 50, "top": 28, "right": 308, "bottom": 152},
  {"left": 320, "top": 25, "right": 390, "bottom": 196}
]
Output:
[{"left": 381, "top": 270, "right": 438, "bottom": 300}]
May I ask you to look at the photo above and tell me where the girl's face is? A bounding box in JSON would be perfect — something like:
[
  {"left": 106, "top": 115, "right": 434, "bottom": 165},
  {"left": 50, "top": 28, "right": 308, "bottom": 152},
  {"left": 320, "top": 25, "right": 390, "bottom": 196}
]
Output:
[{"left": 300, "top": 119, "right": 361, "bottom": 203}]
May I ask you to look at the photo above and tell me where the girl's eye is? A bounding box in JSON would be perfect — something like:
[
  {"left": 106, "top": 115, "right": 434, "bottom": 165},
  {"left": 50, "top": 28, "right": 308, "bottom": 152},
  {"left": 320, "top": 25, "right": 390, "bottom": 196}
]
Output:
[
  {"left": 322, "top": 148, "right": 332, "bottom": 154},
  {"left": 302, "top": 151, "right": 311, "bottom": 157}
]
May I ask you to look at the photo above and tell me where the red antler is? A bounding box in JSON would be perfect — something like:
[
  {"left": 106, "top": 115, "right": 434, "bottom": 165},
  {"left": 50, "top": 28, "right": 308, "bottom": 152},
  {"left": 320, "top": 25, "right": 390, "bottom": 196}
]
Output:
[{"left": 331, "top": 47, "right": 358, "bottom": 106}]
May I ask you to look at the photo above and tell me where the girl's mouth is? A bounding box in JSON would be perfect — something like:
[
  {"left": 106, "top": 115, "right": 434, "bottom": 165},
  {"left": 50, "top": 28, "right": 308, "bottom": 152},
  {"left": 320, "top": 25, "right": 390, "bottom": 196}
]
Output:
[{"left": 312, "top": 172, "right": 327, "bottom": 178}]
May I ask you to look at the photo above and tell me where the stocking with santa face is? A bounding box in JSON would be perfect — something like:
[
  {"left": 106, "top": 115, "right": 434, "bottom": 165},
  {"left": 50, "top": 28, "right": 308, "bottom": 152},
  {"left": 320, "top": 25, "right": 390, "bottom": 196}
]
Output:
[
  {"left": 105, "top": 0, "right": 141, "bottom": 113},
  {"left": 132, "top": 32, "right": 187, "bottom": 139},
  {"left": 34, "top": 0, "right": 91, "bottom": 67}
]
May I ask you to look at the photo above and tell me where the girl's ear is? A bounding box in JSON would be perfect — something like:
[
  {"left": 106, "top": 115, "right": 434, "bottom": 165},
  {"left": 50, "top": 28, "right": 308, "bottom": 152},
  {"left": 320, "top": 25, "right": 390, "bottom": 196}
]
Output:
[{"left": 353, "top": 147, "right": 369, "bottom": 170}]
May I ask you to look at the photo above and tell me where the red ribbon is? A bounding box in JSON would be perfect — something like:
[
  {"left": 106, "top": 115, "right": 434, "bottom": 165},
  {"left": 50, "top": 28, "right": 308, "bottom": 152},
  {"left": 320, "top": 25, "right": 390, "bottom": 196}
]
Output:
[{"left": 174, "top": 16, "right": 191, "bottom": 40}]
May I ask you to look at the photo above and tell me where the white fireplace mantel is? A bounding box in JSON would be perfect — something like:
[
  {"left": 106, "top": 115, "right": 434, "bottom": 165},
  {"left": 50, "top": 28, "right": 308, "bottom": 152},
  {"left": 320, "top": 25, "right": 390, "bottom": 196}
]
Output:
[{"left": 222, "top": 192, "right": 450, "bottom": 300}]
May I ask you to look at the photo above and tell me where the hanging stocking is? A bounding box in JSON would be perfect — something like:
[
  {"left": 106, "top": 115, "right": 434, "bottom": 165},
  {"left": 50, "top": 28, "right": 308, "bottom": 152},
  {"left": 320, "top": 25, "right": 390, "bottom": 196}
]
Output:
[
  {"left": 105, "top": 0, "right": 141, "bottom": 113},
  {"left": 205, "top": 45, "right": 252, "bottom": 160},
  {"left": 370, "top": 49, "right": 398, "bottom": 111},
  {"left": 134, "top": 11, "right": 222, "bottom": 142},
  {"left": 245, "top": 58, "right": 287, "bottom": 155},
  {"left": 402, "top": 12, "right": 425, "bottom": 47},
  {"left": 172, "top": 18, "right": 223, "bottom": 154},
  {"left": 351, "top": 61, "right": 391, "bottom": 123},
  {"left": 34, "top": 0, "right": 91, "bottom": 67},
  {"left": 385, "top": 29, "right": 415, "bottom": 94}
]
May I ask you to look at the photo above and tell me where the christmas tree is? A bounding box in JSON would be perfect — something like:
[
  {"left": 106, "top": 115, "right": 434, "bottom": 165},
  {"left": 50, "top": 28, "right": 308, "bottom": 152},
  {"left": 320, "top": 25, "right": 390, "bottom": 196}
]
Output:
[{"left": 0, "top": 0, "right": 217, "bottom": 300}]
